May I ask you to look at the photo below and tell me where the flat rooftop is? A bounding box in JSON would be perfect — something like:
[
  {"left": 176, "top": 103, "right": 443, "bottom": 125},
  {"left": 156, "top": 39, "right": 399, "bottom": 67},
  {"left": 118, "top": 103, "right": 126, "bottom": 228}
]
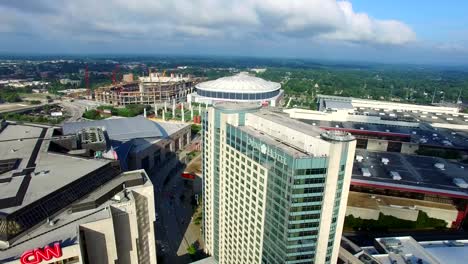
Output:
[
  {"left": 0, "top": 170, "right": 150, "bottom": 262},
  {"left": 420, "top": 239, "right": 468, "bottom": 264},
  {"left": 375, "top": 237, "right": 440, "bottom": 264},
  {"left": 299, "top": 118, "right": 468, "bottom": 150},
  {"left": 0, "top": 123, "right": 111, "bottom": 214},
  {"left": 353, "top": 107, "right": 468, "bottom": 127},
  {"left": 254, "top": 109, "right": 328, "bottom": 138},
  {"left": 351, "top": 150, "right": 468, "bottom": 198},
  {"left": 237, "top": 125, "right": 311, "bottom": 158},
  {"left": 374, "top": 236, "right": 468, "bottom": 264},
  {"left": 347, "top": 191, "right": 457, "bottom": 211}
]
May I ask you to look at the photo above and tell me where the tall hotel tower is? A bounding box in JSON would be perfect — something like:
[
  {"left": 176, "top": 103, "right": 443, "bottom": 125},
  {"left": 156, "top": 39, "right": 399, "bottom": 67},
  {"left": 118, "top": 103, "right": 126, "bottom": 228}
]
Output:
[{"left": 202, "top": 102, "right": 356, "bottom": 264}]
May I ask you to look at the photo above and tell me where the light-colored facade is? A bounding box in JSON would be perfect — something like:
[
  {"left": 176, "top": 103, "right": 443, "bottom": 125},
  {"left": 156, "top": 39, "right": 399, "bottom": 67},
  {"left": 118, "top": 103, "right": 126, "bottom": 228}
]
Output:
[
  {"left": 202, "top": 102, "right": 356, "bottom": 264},
  {"left": 1, "top": 170, "right": 157, "bottom": 264},
  {"left": 317, "top": 94, "right": 460, "bottom": 114}
]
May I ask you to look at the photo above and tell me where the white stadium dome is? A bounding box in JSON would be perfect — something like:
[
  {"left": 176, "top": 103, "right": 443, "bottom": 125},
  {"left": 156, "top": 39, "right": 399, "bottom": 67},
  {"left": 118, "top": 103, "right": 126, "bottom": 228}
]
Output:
[
  {"left": 196, "top": 72, "right": 280, "bottom": 93},
  {"left": 193, "top": 72, "right": 282, "bottom": 103}
]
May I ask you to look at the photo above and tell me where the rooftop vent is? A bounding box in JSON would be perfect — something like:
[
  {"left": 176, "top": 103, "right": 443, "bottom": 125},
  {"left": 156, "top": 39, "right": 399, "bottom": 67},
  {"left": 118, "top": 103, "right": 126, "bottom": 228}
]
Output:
[
  {"left": 434, "top": 163, "right": 445, "bottom": 170},
  {"left": 453, "top": 178, "right": 468, "bottom": 189},
  {"left": 381, "top": 158, "right": 390, "bottom": 165}
]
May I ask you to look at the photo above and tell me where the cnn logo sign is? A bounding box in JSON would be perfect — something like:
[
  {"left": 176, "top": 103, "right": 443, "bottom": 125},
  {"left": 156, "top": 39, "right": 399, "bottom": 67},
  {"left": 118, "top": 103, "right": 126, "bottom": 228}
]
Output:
[{"left": 20, "top": 243, "right": 62, "bottom": 264}]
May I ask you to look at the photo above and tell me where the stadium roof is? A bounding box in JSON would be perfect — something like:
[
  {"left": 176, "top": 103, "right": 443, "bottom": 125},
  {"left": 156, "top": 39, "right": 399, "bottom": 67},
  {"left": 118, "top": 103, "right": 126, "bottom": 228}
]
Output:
[
  {"left": 63, "top": 116, "right": 187, "bottom": 142},
  {"left": 196, "top": 72, "right": 281, "bottom": 93}
]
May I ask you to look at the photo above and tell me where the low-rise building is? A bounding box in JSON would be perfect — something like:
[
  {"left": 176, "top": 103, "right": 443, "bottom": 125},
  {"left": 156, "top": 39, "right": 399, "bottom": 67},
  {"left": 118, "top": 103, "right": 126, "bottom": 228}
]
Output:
[
  {"left": 350, "top": 149, "right": 468, "bottom": 228},
  {"left": 122, "top": 73, "right": 134, "bottom": 83},
  {"left": 59, "top": 79, "right": 81, "bottom": 86},
  {"left": 0, "top": 122, "right": 157, "bottom": 264},
  {"left": 339, "top": 236, "right": 468, "bottom": 264},
  {"left": 62, "top": 116, "right": 191, "bottom": 174}
]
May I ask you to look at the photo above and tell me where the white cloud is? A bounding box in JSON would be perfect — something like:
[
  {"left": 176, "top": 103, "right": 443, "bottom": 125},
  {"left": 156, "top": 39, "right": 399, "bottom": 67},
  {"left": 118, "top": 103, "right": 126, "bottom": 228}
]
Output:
[{"left": 0, "top": 0, "right": 416, "bottom": 46}]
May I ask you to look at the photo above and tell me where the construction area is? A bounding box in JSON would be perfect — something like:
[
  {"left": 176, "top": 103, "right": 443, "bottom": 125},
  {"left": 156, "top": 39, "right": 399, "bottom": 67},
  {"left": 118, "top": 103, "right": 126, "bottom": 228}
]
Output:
[{"left": 94, "top": 70, "right": 205, "bottom": 106}]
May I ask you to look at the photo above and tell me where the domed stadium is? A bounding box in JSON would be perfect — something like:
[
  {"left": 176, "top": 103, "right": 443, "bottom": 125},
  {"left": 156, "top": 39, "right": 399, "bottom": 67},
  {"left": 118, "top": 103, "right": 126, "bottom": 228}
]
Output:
[{"left": 188, "top": 72, "right": 283, "bottom": 106}]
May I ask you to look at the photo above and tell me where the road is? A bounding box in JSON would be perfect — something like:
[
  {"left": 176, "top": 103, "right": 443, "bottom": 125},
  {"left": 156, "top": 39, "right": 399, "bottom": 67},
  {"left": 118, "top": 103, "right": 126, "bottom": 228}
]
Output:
[
  {"left": 0, "top": 102, "right": 46, "bottom": 114},
  {"left": 151, "top": 155, "right": 204, "bottom": 264},
  {"left": 59, "top": 101, "right": 85, "bottom": 122},
  {"left": 59, "top": 99, "right": 103, "bottom": 122}
]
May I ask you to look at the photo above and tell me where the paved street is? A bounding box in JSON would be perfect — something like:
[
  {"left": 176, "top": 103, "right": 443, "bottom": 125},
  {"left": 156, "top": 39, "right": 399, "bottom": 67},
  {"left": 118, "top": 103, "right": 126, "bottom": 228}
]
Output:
[
  {"left": 60, "top": 101, "right": 85, "bottom": 122},
  {"left": 60, "top": 99, "right": 103, "bottom": 122},
  {"left": 151, "top": 154, "right": 203, "bottom": 264}
]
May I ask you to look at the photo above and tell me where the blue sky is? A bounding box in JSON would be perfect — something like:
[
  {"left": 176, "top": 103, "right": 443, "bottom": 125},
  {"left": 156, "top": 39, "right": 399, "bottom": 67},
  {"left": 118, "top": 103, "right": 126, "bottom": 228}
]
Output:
[
  {"left": 351, "top": 0, "right": 468, "bottom": 42},
  {"left": 0, "top": 0, "right": 467, "bottom": 65}
]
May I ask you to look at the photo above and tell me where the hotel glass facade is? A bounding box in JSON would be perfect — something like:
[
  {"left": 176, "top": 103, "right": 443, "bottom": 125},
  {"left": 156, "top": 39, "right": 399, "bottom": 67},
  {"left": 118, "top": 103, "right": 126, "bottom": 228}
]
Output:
[{"left": 202, "top": 102, "right": 356, "bottom": 264}]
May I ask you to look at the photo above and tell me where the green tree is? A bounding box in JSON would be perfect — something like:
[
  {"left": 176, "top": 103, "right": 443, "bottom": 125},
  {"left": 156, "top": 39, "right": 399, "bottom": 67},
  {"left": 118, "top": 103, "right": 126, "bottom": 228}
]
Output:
[
  {"left": 82, "top": 109, "right": 103, "bottom": 120},
  {"left": 5, "top": 93, "right": 21, "bottom": 102},
  {"left": 187, "top": 244, "right": 196, "bottom": 255}
]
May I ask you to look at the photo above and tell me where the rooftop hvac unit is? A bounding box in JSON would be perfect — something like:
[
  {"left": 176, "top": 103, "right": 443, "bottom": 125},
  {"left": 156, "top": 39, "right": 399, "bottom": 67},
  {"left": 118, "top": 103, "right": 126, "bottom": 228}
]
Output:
[
  {"left": 356, "top": 155, "right": 364, "bottom": 162},
  {"left": 442, "top": 140, "right": 453, "bottom": 146},
  {"left": 361, "top": 167, "right": 371, "bottom": 177},
  {"left": 453, "top": 178, "right": 468, "bottom": 189},
  {"left": 113, "top": 194, "right": 122, "bottom": 201},
  {"left": 390, "top": 171, "right": 401, "bottom": 180},
  {"left": 434, "top": 163, "right": 445, "bottom": 170},
  {"left": 381, "top": 158, "right": 390, "bottom": 165}
]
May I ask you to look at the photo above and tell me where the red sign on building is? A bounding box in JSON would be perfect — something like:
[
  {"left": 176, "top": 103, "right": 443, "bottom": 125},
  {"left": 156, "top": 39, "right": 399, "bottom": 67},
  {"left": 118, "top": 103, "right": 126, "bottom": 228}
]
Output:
[
  {"left": 181, "top": 173, "right": 196, "bottom": 180},
  {"left": 20, "top": 243, "right": 62, "bottom": 264}
]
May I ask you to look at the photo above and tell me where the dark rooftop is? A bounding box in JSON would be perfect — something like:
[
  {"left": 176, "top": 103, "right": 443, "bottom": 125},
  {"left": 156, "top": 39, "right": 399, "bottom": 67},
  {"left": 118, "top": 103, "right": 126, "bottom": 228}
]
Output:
[
  {"left": 351, "top": 149, "right": 468, "bottom": 198},
  {"left": 298, "top": 118, "right": 468, "bottom": 150},
  {"left": 0, "top": 122, "right": 121, "bottom": 243}
]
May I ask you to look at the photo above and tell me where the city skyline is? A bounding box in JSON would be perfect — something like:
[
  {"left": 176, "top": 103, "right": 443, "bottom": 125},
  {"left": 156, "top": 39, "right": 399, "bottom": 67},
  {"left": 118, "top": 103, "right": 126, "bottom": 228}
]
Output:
[{"left": 0, "top": 1, "right": 467, "bottom": 65}]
